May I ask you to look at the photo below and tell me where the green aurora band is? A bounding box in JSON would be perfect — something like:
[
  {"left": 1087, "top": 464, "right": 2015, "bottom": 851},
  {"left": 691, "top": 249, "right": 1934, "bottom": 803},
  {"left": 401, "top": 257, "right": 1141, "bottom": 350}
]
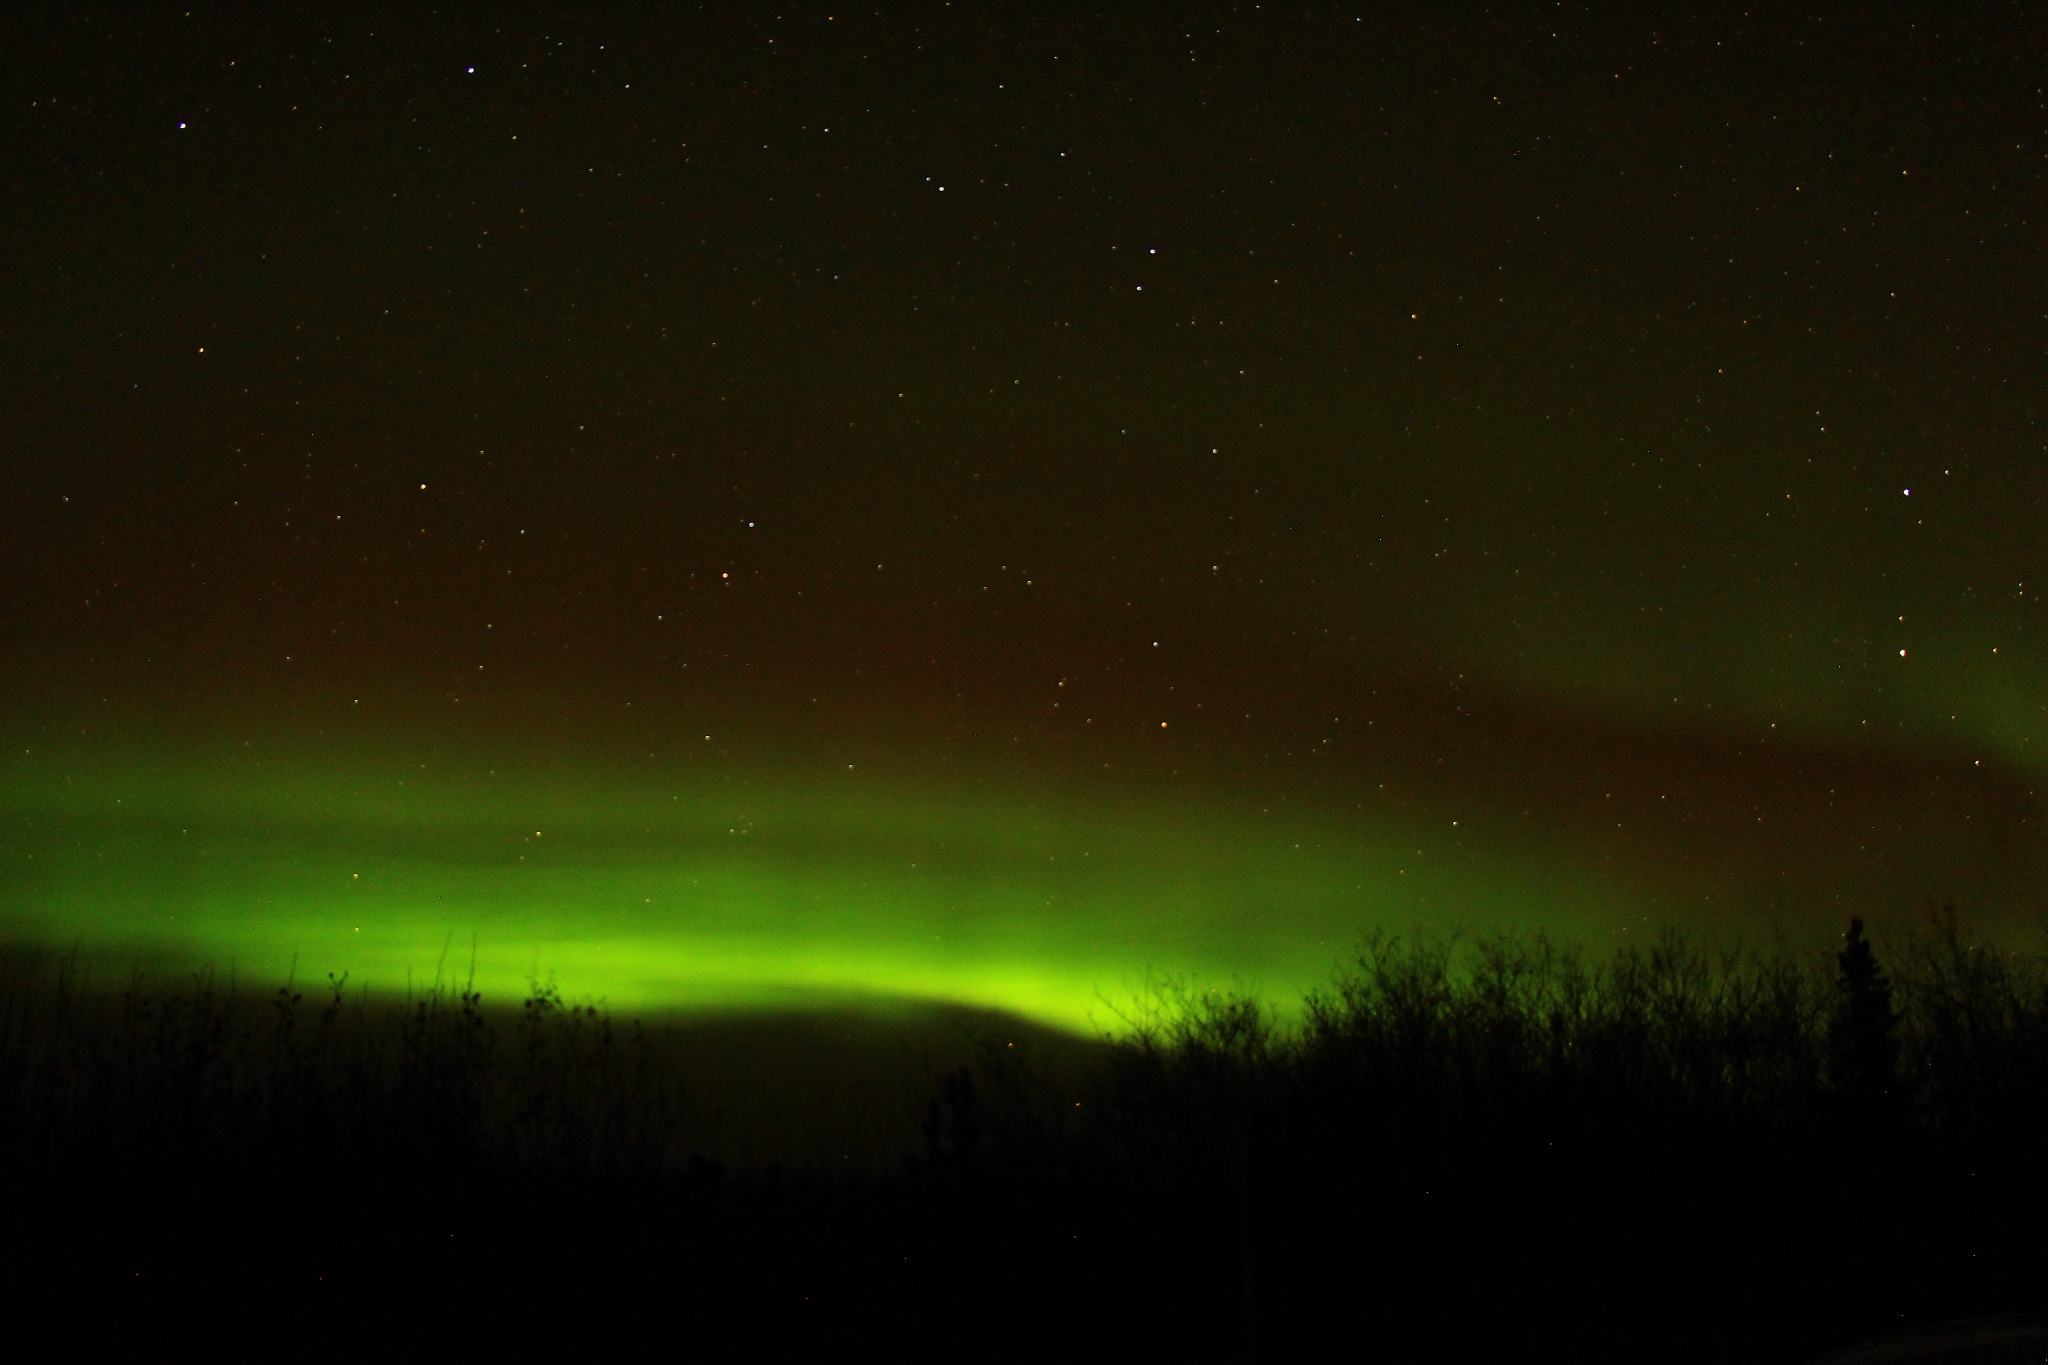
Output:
[
  {"left": 3, "top": 741, "right": 1671, "bottom": 1031},
  {"left": 7, "top": 0, "right": 2048, "bottom": 1038}
]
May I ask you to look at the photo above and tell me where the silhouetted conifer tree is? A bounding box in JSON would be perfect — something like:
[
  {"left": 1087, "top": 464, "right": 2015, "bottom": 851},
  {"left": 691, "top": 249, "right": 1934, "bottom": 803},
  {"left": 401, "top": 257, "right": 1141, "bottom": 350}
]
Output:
[
  {"left": 1830, "top": 917, "right": 1901, "bottom": 1110},
  {"left": 922, "top": 1065, "right": 979, "bottom": 1164}
]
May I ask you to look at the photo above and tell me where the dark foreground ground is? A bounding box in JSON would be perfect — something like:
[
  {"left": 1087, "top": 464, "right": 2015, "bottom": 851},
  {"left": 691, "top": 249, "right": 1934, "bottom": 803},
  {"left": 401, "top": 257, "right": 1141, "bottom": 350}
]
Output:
[{"left": 3, "top": 915, "right": 2046, "bottom": 1361}]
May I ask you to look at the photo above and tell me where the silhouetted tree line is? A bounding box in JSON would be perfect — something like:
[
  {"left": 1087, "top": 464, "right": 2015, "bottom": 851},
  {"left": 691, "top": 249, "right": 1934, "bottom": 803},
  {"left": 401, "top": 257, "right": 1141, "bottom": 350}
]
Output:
[
  {"left": 0, "top": 962, "right": 689, "bottom": 1177},
  {"left": 2, "top": 910, "right": 2044, "bottom": 1361},
  {"left": 913, "top": 909, "right": 2048, "bottom": 1361}
]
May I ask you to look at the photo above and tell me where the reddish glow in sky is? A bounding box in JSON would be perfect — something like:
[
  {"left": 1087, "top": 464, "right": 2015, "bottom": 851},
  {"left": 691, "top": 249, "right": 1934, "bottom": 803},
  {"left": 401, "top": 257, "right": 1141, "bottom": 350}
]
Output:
[{"left": 4, "top": 3, "right": 2043, "bottom": 1009}]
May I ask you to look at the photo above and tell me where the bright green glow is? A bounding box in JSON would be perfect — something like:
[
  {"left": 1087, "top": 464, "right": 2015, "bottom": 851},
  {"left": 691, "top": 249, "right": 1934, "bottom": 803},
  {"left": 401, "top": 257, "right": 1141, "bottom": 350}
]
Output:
[{"left": 1, "top": 744, "right": 1645, "bottom": 1032}]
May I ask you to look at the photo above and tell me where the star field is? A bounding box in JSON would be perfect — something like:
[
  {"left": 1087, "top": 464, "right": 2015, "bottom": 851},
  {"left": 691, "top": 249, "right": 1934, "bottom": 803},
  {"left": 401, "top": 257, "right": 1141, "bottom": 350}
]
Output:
[{"left": 4, "top": 1, "right": 2045, "bottom": 1016}]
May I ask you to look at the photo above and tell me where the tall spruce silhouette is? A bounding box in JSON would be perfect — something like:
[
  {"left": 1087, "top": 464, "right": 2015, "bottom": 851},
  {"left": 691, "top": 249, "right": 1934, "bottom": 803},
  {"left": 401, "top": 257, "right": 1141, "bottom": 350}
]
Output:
[
  {"left": 1830, "top": 917, "right": 1901, "bottom": 1109},
  {"left": 922, "top": 1065, "right": 980, "bottom": 1165}
]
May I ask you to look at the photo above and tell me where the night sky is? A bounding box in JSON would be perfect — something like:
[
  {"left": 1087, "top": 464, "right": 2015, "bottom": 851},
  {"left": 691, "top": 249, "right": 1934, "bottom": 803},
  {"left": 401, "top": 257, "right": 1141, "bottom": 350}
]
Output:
[{"left": 4, "top": 2, "right": 2044, "bottom": 1024}]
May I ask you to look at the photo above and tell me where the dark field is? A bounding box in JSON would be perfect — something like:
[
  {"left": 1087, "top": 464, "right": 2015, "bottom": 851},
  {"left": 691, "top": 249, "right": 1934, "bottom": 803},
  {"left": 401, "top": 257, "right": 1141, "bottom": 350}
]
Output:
[{"left": 3, "top": 913, "right": 2045, "bottom": 1361}]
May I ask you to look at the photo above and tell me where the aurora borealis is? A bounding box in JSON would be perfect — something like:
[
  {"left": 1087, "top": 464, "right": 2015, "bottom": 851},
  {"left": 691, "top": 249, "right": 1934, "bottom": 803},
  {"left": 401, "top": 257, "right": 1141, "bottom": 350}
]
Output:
[{"left": 4, "top": 3, "right": 2044, "bottom": 1028}]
